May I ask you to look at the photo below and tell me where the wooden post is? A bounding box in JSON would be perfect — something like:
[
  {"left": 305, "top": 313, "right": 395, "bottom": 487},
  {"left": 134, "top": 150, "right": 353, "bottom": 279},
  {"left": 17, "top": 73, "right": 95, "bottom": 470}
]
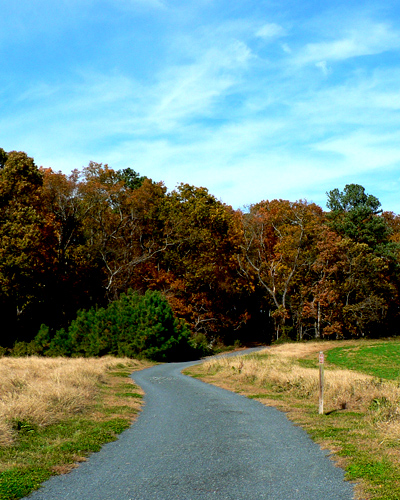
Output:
[{"left": 319, "top": 351, "right": 324, "bottom": 415}]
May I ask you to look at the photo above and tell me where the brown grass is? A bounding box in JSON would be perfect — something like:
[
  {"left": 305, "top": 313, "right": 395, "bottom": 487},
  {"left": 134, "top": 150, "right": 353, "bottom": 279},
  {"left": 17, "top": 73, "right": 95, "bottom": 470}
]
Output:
[
  {"left": 204, "top": 342, "right": 400, "bottom": 419},
  {"left": 0, "top": 356, "right": 147, "bottom": 448},
  {"left": 189, "top": 342, "right": 400, "bottom": 499}
]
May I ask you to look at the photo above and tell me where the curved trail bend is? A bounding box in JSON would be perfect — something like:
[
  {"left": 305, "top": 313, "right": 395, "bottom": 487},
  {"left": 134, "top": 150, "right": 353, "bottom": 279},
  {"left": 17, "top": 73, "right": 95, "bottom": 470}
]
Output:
[{"left": 24, "top": 353, "right": 355, "bottom": 499}]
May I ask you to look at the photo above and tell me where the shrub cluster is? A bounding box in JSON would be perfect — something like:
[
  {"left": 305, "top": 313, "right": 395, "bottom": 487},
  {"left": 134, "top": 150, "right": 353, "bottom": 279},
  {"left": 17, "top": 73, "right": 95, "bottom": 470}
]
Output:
[{"left": 18, "top": 290, "right": 207, "bottom": 361}]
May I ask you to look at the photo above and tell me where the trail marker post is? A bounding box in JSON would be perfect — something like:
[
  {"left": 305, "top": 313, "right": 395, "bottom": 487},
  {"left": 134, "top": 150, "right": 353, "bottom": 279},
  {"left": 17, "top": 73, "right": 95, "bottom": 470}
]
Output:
[{"left": 319, "top": 351, "right": 324, "bottom": 415}]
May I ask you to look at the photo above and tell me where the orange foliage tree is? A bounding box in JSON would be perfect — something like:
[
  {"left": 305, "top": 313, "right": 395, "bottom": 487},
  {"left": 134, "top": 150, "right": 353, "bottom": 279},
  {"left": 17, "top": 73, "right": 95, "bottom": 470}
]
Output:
[{"left": 238, "top": 199, "right": 323, "bottom": 341}]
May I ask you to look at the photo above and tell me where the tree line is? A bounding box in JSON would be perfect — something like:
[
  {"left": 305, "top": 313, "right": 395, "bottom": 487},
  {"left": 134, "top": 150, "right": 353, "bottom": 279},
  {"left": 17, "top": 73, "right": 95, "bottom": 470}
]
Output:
[{"left": 1, "top": 148, "right": 400, "bottom": 356}]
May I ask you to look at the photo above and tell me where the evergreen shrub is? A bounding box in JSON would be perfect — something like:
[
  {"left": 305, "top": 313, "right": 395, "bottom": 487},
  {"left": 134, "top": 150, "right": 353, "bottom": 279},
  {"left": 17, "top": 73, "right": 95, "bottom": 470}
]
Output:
[{"left": 32, "top": 290, "right": 204, "bottom": 361}]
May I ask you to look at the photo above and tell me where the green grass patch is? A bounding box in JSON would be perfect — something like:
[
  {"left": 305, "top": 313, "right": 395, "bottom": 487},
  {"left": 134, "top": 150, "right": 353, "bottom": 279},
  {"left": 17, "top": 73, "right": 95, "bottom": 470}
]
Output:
[
  {"left": 346, "top": 456, "right": 395, "bottom": 482},
  {"left": 0, "top": 417, "right": 133, "bottom": 499},
  {"left": 326, "top": 341, "right": 400, "bottom": 380},
  {"left": 115, "top": 392, "right": 143, "bottom": 398},
  {"left": 247, "top": 393, "right": 284, "bottom": 400},
  {"left": 1, "top": 468, "right": 51, "bottom": 500},
  {"left": 108, "top": 370, "right": 134, "bottom": 377},
  {"left": 185, "top": 373, "right": 203, "bottom": 378},
  {"left": 297, "top": 358, "right": 319, "bottom": 369}
]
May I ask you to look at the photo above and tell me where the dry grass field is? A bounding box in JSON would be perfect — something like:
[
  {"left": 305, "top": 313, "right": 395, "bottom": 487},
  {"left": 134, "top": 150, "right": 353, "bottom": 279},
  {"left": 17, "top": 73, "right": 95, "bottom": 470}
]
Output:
[
  {"left": 3, "top": 343, "right": 400, "bottom": 500},
  {"left": 203, "top": 342, "right": 400, "bottom": 433},
  {"left": 0, "top": 356, "right": 151, "bottom": 448},
  {"left": 0, "top": 356, "right": 152, "bottom": 499},
  {"left": 187, "top": 340, "right": 400, "bottom": 500}
]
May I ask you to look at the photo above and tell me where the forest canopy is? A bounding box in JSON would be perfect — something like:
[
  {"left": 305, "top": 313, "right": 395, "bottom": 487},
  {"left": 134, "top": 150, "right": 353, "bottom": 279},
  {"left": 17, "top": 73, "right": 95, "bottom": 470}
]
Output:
[{"left": 1, "top": 148, "right": 400, "bottom": 358}]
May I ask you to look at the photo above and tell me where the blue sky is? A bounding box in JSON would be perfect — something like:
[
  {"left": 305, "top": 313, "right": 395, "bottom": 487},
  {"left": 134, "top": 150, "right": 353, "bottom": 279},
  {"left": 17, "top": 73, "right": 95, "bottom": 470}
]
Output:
[{"left": 1, "top": 0, "right": 400, "bottom": 213}]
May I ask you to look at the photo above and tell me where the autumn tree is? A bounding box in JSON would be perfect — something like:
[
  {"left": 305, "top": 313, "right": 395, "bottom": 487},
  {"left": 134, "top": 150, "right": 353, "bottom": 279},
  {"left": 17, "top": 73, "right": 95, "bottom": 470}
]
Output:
[
  {"left": 305, "top": 232, "right": 396, "bottom": 338},
  {"left": 40, "top": 168, "right": 104, "bottom": 329},
  {"left": 143, "top": 184, "right": 249, "bottom": 344},
  {"left": 77, "top": 162, "right": 170, "bottom": 301},
  {"left": 0, "top": 150, "right": 54, "bottom": 344},
  {"left": 0, "top": 157, "right": 155, "bottom": 346},
  {"left": 322, "top": 185, "right": 400, "bottom": 336},
  {"left": 238, "top": 199, "right": 323, "bottom": 340},
  {"left": 41, "top": 168, "right": 83, "bottom": 265},
  {"left": 383, "top": 212, "right": 400, "bottom": 243},
  {"left": 3, "top": 147, "right": 400, "bottom": 350}
]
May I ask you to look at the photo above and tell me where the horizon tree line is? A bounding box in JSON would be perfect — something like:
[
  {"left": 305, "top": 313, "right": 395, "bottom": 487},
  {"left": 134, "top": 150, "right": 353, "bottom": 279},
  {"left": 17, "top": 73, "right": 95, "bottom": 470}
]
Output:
[{"left": 1, "top": 147, "right": 400, "bottom": 354}]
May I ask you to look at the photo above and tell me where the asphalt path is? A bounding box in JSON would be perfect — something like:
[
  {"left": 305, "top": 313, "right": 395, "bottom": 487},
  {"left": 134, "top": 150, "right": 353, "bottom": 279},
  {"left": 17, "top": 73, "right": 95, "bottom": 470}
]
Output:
[{"left": 24, "top": 350, "right": 355, "bottom": 500}]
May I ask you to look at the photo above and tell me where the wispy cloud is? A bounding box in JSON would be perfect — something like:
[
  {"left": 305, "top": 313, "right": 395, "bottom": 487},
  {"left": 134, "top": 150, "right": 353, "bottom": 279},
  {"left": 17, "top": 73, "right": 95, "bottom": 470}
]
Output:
[
  {"left": 295, "top": 22, "right": 400, "bottom": 66},
  {"left": 315, "top": 61, "right": 330, "bottom": 75},
  {"left": 256, "top": 23, "right": 285, "bottom": 39},
  {"left": 2, "top": 1, "right": 400, "bottom": 213},
  {"left": 149, "top": 42, "right": 253, "bottom": 129},
  {"left": 314, "top": 131, "right": 400, "bottom": 170}
]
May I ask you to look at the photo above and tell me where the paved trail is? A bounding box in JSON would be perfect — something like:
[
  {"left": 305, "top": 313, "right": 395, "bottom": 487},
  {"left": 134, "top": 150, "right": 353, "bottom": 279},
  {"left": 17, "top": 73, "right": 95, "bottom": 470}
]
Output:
[{"left": 24, "top": 353, "right": 355, "bottom": 499}]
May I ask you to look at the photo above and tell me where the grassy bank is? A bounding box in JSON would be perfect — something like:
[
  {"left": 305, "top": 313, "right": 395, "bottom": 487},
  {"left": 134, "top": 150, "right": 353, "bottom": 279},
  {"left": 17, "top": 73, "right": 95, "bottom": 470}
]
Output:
[
  {"left": 185, "top": 339, "right": 400, "bottom": 500},
  {"left": 0, "top": 356, "right": 152, "bottom": 500}
]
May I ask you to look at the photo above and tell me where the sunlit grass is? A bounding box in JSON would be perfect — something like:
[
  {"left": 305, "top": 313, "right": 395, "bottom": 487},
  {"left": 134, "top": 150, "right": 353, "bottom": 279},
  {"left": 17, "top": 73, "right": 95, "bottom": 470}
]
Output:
[
  {"left": 0, "top": 356, "right": 152, "bottom": 499},
  {"left": 186, "top": 340, "right": 400, "bottom": 500},
  {"left": 327, "top": 341, "right": 400, "bottom": 380}
]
